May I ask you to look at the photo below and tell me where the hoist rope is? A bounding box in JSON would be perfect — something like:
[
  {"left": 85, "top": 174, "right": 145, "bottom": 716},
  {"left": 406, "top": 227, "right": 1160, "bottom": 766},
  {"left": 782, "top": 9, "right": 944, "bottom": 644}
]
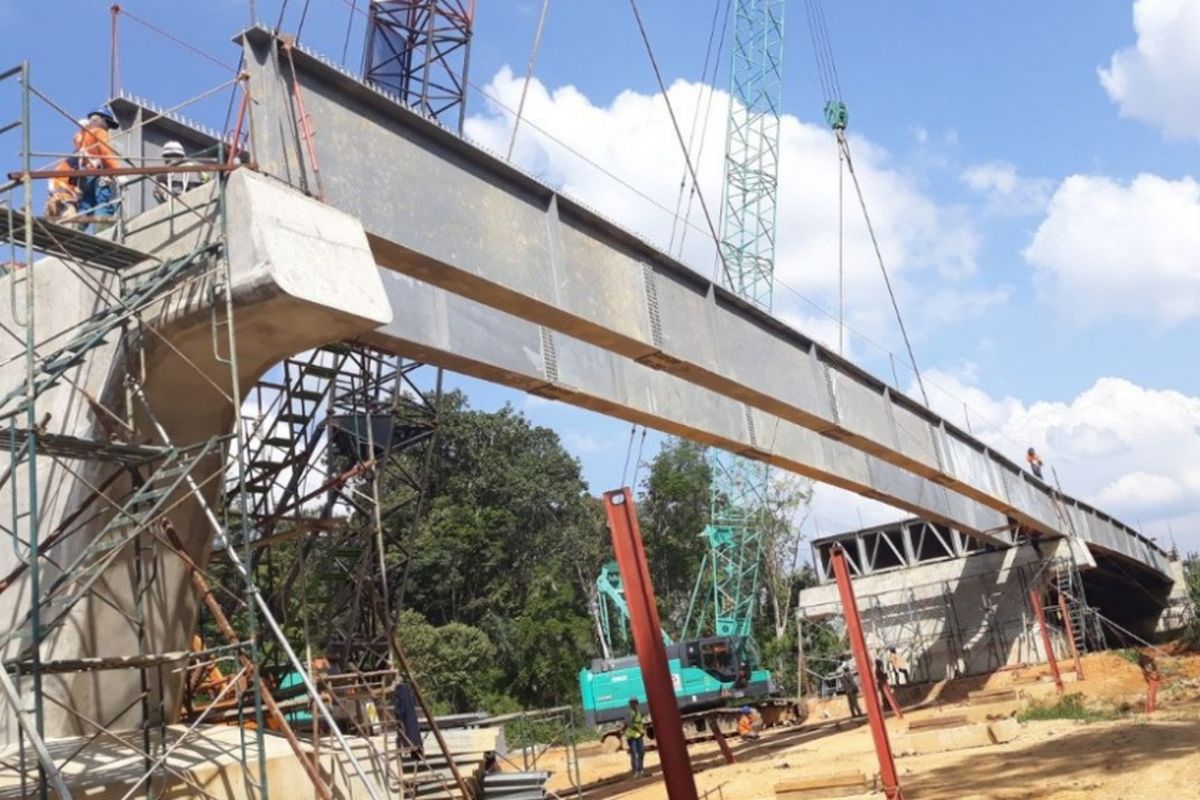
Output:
[{"left": 507, "top": 0, "right": 553, "bottom": 161}]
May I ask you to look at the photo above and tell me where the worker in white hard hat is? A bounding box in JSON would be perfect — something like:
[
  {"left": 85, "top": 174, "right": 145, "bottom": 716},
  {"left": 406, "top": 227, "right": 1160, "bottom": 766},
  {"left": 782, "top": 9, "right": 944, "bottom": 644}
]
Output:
[{"left": 152, "top": 139, "right": 210, "bottom": 203}]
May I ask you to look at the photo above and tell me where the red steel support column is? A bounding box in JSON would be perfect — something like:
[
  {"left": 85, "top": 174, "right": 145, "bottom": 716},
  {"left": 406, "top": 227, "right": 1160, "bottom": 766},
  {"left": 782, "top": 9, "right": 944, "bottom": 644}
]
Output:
[
  {"left": 604, "top": 488, "right": 698, "bottom": 800},
  {"left": 706, "top": 717, "right": 735, "bottom": 765},
  {"left": 882, "top": 683, "right": 904, "bottom": 720},
  {"left": 1056, "top": 593, "right": 1084, "bottom": 681},
  {"left": 830, "top": 545, "right": 903, "bottom": 800},
  {"left": 1029, "top": 590, "right": 1064, "bottom": 694}
]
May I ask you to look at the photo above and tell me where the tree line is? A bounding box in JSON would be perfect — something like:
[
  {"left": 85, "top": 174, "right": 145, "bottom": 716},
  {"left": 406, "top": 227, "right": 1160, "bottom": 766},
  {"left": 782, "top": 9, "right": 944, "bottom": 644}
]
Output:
[{"left": 243, "top": 390, "right": 819, "bottom": 714}]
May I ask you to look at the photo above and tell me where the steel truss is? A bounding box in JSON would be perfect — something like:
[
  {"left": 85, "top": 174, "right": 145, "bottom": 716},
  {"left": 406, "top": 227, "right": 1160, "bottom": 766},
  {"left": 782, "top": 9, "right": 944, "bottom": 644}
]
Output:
[{"left": 363, "top": 0, "right": 475, "bottom": 134}]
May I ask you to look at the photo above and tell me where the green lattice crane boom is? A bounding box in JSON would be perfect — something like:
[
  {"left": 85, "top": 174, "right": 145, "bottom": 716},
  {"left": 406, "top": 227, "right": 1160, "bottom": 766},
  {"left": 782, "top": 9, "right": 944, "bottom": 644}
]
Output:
[
  {"left": 685, "top": 0, "right": 785, "bottom": 645},
  {"left": 579, "top": 0, "right": 787, "bottom": 726}
]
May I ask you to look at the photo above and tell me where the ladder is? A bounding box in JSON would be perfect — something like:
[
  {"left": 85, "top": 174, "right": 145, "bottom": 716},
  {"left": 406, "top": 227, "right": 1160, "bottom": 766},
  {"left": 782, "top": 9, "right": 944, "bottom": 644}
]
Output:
[
  {"left": 1052, "top": 561, "right": 1092, "bottom": 654},
  {"left": 230, "top": 344, "right": 349, "bottom": 517}
]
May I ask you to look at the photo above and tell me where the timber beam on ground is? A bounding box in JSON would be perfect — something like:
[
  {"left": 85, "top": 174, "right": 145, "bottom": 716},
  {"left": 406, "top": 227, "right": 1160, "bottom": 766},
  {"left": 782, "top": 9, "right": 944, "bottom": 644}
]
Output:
[{"left": 236, "top": 26, "right": 1168, "bottom": 578}]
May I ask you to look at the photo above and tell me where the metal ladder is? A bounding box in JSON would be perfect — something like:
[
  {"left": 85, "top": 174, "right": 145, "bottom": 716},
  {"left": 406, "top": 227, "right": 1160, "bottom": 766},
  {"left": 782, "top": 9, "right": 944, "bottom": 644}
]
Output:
[
  {"left": 1052, "top": 561, "right": 1092, "bottom": 654},
  {"left": 229, "top": 343, "right": 349, "bottom": 518}
]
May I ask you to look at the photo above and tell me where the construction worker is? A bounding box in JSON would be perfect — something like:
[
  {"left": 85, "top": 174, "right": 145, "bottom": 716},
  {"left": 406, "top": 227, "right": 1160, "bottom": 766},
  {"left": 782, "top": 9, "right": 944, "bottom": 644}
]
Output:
[
  {"left": 623, "top": 698, "right": 646, "bottom": 779},
  {"left": 153, "top": 140, "right": 210, "bottom": 203},
  {"left": 1137, "top": 651, "right": 1161, "bottom": 712},
  {"left": 888, "top": 646, "right": 910, "bottom": 685},
  {"left": 1026, "top": 447, "right": 1045, "bottom": 480},
  {"left": 44, "top": 155, "right": 80, "bottom": 223},
  {"left": 75, "top": 107, "right": 122, "bottom": 230},
  {"left": 836, "top": 655, "right": 863, "bottom": 719},
  {"left": 392, "top": 679, "right": 422, "bottom": 759},
  {"left": 874, "top": 656, "right": 891, "bottom": 714},
  {"left": 736, "top": 705, "right": 761, "bottom": 740}
]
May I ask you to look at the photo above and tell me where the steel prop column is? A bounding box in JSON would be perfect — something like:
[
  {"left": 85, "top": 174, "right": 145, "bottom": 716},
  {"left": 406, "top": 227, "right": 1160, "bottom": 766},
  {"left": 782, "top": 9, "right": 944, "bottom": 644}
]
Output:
[
  {"left": 830, "top": 545, "right": 903, "bottom": 800},
  {"left": 603, "top": 488, "right": 698, "bottom": 800},
  {"left": 1056, "top": 593, "right": 1084, "bottom": 681},
  {"left": 1029, "top": 589, "right": 1064, "bottom": 693}
]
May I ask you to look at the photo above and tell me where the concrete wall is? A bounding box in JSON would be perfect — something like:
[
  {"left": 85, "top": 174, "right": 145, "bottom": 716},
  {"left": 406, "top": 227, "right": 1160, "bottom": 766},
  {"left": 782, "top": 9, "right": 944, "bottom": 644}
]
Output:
[
  {"left": 1158, "top": 559, "right": 1197, "bottom": 634},
  {"left": 0, "top": 170, "right": 390, "bottom": 743},
  {"left": 798, "top": 540, "right": 1077, "bottom": 683}
]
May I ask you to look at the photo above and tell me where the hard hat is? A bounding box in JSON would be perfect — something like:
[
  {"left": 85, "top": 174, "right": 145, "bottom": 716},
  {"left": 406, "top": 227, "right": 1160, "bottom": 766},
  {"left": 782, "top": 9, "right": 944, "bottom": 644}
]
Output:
[
  {"left": 741, "top": 706, "right": 751, "bottom": 713},
  {"left": 88, "top": 107, "right": 118, "bottom": 129},
  {"left": 162, "top": 140, "right": 186, "bottom": 158}
]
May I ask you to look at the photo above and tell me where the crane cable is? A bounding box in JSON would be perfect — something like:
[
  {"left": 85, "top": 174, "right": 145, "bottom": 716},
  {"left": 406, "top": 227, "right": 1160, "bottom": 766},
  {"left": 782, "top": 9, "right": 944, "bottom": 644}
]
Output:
[
  {"left": 667, "top": 0, "right": 731, "bottom": 257},
  {"left": 803, "top": 0, "right": 930, "bottom": 408},
  {"left": 507, "top": 0, "right": 553, "bottom": 161},
  {"left": 628, "top": 0, "right": 736, "bottom": 290}
]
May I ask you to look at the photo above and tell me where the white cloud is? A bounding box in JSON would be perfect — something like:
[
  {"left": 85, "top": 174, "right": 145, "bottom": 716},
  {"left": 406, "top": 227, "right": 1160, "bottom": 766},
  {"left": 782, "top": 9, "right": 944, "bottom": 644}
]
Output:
[
  {"left": 961, "top": 161, "right": 1053, "bottom": 215},
  {"left": 1099, "top": 0, "right": 1200, "bottom": 140},
  {"left": 465, "top": 69, "right": 993, "bottom": 346},
  {"left": 565, "top": 431, "right": 609, "bottom": 455},
  {"left": 914, "top": 370, "right": 1200, "bottom": 550},
  {"left": 1024, "top": 173, "right": 1200, "bottom": 326}
]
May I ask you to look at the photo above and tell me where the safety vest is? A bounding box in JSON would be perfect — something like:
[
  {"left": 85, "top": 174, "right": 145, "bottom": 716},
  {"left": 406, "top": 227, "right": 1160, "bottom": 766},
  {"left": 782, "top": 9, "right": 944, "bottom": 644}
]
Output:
[
  {"left": 155, "top": 161, "right": 210, "bottom": 198},
  {"left": 77, "top": 124, "right": 120, "bottom": 172},
  {"left": 48, "top": 159, "right": 77, "bottom": 199},
  {"left": 625, "top": 709, "right": 645, "bottom": 739}
]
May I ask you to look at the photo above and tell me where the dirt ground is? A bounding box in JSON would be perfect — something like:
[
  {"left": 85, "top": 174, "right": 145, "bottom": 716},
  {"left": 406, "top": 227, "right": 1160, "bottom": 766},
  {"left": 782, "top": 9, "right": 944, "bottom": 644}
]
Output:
[{"left": 534, "top": 650, "right": 1200, "bottom": 800}]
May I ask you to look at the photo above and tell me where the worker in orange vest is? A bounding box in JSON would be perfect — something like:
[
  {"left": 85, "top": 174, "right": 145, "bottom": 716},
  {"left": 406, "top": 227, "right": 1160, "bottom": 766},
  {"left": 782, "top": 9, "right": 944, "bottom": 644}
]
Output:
[{"left": 75, "top": 107, "right": 122, "bottom": 230}]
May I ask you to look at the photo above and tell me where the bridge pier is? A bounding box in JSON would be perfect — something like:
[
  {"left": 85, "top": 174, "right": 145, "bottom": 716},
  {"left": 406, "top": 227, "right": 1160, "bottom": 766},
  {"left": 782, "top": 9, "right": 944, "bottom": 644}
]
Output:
[{"left": 0, "top": 170, "right": 390, "bottom": 743}]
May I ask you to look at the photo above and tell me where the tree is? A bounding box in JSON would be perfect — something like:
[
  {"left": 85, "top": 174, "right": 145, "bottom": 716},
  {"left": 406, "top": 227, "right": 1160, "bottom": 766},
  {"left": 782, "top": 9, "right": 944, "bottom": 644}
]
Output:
[
  {"left": 760, "top": 473, "right": 814, "bottom": 641},
  {"left": 396, "top": 609, "right": 498, "bottom": 712},
  {"left": 391, "top": 391, "right": 596, "bottom": 627},
  {"left": 376, "top": 391, "right": 608, "bottom": 709},
  {"left": 634, "top": 438, "right": 713, "bottom": 631}
]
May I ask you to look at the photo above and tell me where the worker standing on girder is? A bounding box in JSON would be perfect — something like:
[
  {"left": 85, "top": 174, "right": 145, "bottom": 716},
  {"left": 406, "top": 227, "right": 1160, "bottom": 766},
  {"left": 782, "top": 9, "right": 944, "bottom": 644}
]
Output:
[
  {"left": 1026, "top": 447, "right": 1045, "bottom": 480},
  {"left": 75, "top": 107, "right": 122, "bottom": 231},
  {"left": 153, "top": 140, "right": 210, "bottom": 203},
  {"left": 622, "top": 698, "right": 646, "bottom": 779}
]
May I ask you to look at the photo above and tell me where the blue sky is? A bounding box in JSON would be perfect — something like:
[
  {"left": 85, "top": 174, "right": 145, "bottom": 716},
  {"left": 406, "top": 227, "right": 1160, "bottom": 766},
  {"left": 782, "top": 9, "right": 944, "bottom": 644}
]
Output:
[{"left": 5, "top": 0, "right": 1200, "bottom": 553}]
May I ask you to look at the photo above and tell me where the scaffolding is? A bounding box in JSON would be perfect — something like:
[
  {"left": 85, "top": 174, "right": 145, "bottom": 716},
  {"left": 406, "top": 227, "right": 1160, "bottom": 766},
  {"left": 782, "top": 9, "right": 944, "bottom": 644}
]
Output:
[
  {"left": 0, "top": 53, "right": 463, "bottom": 800},
  {"left": 0, "top": 4, "right": 585, "bottom": 792}
]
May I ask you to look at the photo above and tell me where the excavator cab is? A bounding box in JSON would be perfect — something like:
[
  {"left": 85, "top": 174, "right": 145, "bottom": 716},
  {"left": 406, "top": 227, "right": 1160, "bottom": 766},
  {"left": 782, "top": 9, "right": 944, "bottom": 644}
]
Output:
[{"left": 684, "top": 636, "right": 744, "bottom": 687}]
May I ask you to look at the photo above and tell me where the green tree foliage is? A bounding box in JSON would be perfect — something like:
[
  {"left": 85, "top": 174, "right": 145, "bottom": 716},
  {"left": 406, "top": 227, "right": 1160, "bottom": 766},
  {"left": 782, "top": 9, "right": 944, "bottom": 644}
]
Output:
[
  {"left": 396, "top": 609, "right": 498, "bottom": 712},
  {"left": 634, "top": 438, "right": 712, "bottom": 631},
  {"left": 379, "top": 391, "right": 608, "bottom": 711}
]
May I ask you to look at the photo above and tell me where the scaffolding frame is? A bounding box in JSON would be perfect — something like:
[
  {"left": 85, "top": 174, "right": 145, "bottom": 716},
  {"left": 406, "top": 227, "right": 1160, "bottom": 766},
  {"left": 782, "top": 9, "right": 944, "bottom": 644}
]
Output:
[{"left": 0, "top": 60, "right": 398, "bottom": 800}]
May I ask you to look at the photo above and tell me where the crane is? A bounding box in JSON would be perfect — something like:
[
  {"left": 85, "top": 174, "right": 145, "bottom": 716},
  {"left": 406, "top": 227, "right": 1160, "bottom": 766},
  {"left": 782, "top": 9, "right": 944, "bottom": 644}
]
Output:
[
  {"left": 684, "top": 0, "right": 785, "bottom": 663},
  {"left": 579, "top": 0, "right": 787, "bottom": 726}
]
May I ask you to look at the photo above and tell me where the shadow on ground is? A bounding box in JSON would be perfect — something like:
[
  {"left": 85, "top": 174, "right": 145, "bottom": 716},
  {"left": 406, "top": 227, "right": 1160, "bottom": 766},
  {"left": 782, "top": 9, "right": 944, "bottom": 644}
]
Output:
[{"left": 900, "top": 717, "right": 1200, "bottom": 798}]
